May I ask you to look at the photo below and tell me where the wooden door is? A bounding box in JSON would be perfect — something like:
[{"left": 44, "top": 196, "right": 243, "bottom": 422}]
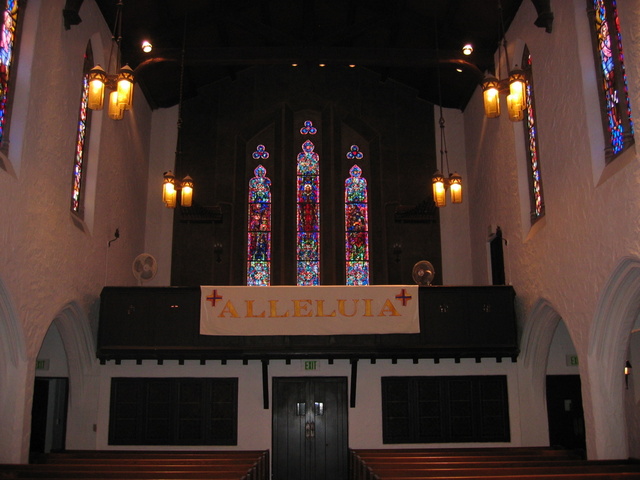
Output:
[
  {"left": 546, "top": 375, "right": 586, "bottom": 450},
  {"left": 272, "top": 377, "right": 348, "bottom": 480}
]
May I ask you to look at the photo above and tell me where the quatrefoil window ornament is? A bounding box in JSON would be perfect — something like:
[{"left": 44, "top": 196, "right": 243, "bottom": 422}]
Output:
[
  {"left": 300, "top": 120, "right": 317, "bottom": 135},
  {"left": 346, "top": 145, "right": 363, "bottom": 160},
  {"left": 252, "top": 144, "right": 270, "bottom": 160}
]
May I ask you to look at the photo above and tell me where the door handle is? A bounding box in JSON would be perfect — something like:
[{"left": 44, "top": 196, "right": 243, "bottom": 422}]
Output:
[{"left": 305, "top": 421, "right": 316, "bottom": 439}]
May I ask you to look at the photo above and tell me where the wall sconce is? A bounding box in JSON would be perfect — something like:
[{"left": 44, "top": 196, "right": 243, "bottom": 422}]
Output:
[
  {"left": 625, "top": 361, "right": 632, "bottom": 389},
  {"left": 162, "top": 171, "right": 193, "bottom": 208}
]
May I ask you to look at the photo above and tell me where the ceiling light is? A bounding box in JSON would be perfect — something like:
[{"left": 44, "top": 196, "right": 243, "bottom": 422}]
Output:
[
  {"left": 462, "top": 44, "right": 473, "bottom": 55},
  {"left": 141, "top": 40, "right": 152, "bottom": 53}
]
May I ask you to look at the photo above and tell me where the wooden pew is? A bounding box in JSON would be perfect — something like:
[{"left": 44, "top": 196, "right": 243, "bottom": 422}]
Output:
[
  {"left": 0, "top": 450, "right": 269, "bottom": 480},
  {"left": 349, "top": 448, "right": 640, "bottom": 480},
  {"left": 363, "top": 463, "right": 640, "bottom": 478}
]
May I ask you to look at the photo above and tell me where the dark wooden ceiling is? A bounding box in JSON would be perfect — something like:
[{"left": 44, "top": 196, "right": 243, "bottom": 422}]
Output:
[{"left": 89, "top": 0, "right": 553, "bottom": 111}]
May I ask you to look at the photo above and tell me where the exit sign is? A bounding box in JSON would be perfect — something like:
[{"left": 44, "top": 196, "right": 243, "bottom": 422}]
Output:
[
  {"left": 35, "top": 359, "right": 50, "bottom": 370},
  {"left": 302, "top": 360, "right": 319, "bottom": 371},
  {"left": 566, "top": 355, "right": 579, "bottom": 366}
]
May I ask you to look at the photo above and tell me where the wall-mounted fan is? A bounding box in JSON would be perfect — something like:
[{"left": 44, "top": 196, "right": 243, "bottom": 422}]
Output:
[
  {"left": 132, "top": 253, "right": 157, "bottom": 285},
  {"left": 412, "top": 260, "right": 435, "bottom": 286}
]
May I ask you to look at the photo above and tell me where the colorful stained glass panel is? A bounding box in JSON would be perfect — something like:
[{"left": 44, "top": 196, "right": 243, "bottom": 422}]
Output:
[
  {"left": 345, "top": 160, "right": 369, "bottom": 285},
  {"left": 0, "top": 0, "right": 18, "bottom": 146},
  {"left": 71, "top": 43, "right": 94, "bottom": 215},
  {"left": 592, "top": 0, "right": 633, "bottom": 156},
  {"left": 247, "top": 161, "right": 272, "bottom": 286},
  {"left": 296, "top": 125, "right": 320, "bottom": 285},
  {"left": 522, "top": 48, "right": 544, "bottom": 222}
]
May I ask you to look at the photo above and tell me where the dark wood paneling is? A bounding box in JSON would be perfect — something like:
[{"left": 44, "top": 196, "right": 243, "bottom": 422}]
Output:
[
  {"left": 272, "top": 377, "right": 348, "bottom": 480},
  {"left": 97, "top": 286, "right": 519, "bottom": 362},
  {"left": 381, "top": 376, "right": 510, "bottom": 444},
  {"left": 109, "top": 377, "right": 237, "bottom": 446}
]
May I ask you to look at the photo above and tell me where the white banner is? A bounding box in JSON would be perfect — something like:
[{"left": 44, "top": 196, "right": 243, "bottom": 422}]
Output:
[{"left": 200, "top": 285, "right": 419, "bottom": 336}]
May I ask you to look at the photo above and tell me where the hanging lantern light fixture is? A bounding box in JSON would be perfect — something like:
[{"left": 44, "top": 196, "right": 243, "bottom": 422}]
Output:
[
  {"left": 86, "top": 0, "right": 134, "bottom": 120},
  {"left": 480, "top": 1, "right": 525, "bottom": 122},
  {"left": 161, "top": 14, "right": 194, "bottom": 209},
  {"left": 430, "top": 18, "right": 462, "bottom": 208}
]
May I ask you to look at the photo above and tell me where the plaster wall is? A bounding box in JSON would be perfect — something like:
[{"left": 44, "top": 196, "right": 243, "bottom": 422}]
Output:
[
  {"left": 459, "top": 0, "right": 640, "bottom": 459},
  {"left": 94, "top": 359, "right": 521, "bottom": 451},
  {"left": 0, "top": 0, "right": 153, "bottom": 462},
  {"left": 437, "top": 107, "right": 473, "bottom": 285},
  {"left": 143, "top": 105, "right": 178, "bottom": 286}
]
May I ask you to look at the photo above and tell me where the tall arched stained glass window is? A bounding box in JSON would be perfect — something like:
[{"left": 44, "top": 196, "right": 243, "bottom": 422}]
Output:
[
  {"left": 247, "top": 146, "right": 271, "bottom": 286},
  {"left": 522, "top": 46, "right": 545, "bottom": 223},
  {"left": 0, "top": 0, "right": 19, "bottom": 147},
  {"left": 71, "top": 42, "right": 94, "bottom": 215},
  {"left": 345, "top": 145, "right": 369, "bottom": 285},
  {"left": 588, "top": 0, "right": 634, "bottom": 161},
  {"left": 296, "top": 121, "right": 320, "bottom": 286}
]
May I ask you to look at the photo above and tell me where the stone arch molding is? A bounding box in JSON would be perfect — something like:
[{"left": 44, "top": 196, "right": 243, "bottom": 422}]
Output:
[
  {"left": 588, "top": 256, "right": 640, "bottom": 458},
  {"left": 0, "top": 277, "right": 27, "bottom": 371},
  {"left": 0, "top": 277, "right": 28, "bottom": 463},
  {"left": 51, "top": 301, "right": 98, "bottom": 408},
  {"left": 517, "top": 298, "right": 564, "bottom": 445}
]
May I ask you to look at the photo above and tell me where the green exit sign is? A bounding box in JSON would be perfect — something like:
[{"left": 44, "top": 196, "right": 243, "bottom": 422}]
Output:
[
  {"left": 35, "top": 359, "right": 49, "bottom": 370},
  {"left": 303, "top": 360, "right": 319, "bottom": 371},
  {"left": 566, "top": 355, "right": 579, "bottom": 366}
]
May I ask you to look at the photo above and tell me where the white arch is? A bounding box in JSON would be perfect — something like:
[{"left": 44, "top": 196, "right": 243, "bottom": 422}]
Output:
[
  {"left": 587, "top": 256, "right": 640, "bottom": 458},
  {"left": 0, "top": 277, "right": 26, "bottom": 369},
  {"left": 517, "top": 298, "right": 563, "bottom": 446},
  {"left": 0, "top": 277, "right": 29, "bottom": 463},
  {"left": 48, "top": 301, "right": 99, "bottom": 450}
]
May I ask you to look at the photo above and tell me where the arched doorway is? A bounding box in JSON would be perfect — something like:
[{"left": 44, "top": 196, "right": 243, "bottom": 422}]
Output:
[
  {"left": 545, "top": 321, "right": 585, "bottom": 451},
  {"left": 30, "top": 323, "right": 69, "bottom": 455}
]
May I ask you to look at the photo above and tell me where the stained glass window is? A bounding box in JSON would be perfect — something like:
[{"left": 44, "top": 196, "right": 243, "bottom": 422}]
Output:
[
  {"left": 589, "top": 0, "right": 634, "bottom": 160},
  {"left": 345, "top": 145, "right": 369, "bottom": 285},
  {"left": 296, "top": 121, "right": 320, "bottom": 285},
  {"left": 247, "top": 146, "right": 271, "bottom": 286},
  {"left": 0, "top": 0, "right": 19, "bottom": 147},
  {"left": 71, "top": 42, "right": 94, "bottom": 215},
  {"left": 522, "top": 46, "right": 545, "bottom": 223}
]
